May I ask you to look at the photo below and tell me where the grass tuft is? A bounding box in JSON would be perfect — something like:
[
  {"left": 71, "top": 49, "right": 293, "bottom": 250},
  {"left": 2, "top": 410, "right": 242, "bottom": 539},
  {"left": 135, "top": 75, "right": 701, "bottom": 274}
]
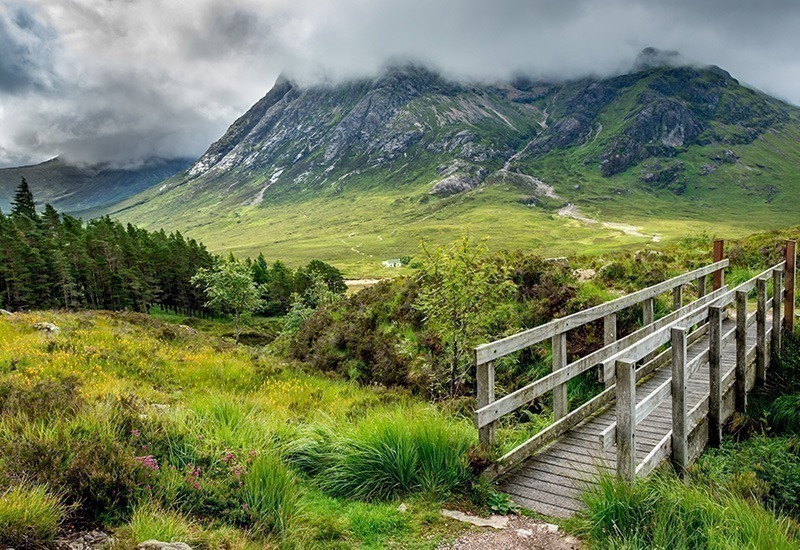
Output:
[{"left": 0, "top": 484, "right": 67, "bottom": 547}]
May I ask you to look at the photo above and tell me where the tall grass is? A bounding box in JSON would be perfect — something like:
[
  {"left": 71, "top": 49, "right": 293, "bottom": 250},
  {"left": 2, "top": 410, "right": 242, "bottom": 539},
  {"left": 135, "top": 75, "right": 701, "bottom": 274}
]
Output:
[
  {"left": 289, "top": 409, "right": 474, "bottom": 501},
  {"left": 581, "top": 473, "right": 799, "bottom": 549},
  {"left": 241, "top": 453, "right": 301, "bottom": 536},
  {"left": 0, "top": 485, "right": 67, "bottom": 547}
]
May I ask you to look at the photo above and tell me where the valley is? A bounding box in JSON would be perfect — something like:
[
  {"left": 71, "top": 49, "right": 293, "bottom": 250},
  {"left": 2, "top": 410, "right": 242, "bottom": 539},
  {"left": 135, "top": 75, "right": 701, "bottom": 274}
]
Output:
[{"left": 92, "top": 58, "right": 800, "bottom": 277}]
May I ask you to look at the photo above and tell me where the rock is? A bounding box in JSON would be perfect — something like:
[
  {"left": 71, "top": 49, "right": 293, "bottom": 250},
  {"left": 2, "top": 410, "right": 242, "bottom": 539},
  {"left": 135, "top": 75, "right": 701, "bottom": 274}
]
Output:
[
  {"left": 575, "top": 268, "right": 596, "bottom": 282},
  {"left": 430, "top": 173, "right": 480, "bottom": 195},
  {"left": 0, "top": 309, "right": 13, "bottom": 317},
  {"left": 32, "top": 322, "right": 60, "bottom": 335},
  {"left": 699, "top": 163, "right": 717, "bottom": 175},
  {"left": 537, "top": 523, "right": 559, "bottom": 533},
  {"left": 137, "top": 542, "right": 192, "bottom": 550},
  {"left": 397, "top": 503, "right": 408, "bottom": 513},
  {"left": 440, "top": 509, "right": 509, "bottom": 529},
  {"left": 177, "top": 325, "right": 199, "bottom": 335},
  {"left": 56, "top": 529, "right": 113, "bottom": 549},
  {"left": 516, "top": 528, "right": 533, "bottom": 538}
]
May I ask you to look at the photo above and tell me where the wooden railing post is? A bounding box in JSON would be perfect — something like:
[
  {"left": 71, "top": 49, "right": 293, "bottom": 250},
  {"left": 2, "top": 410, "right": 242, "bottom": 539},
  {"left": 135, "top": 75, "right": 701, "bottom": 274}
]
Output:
[
  {"left": 616, "top": 359, "right": 636, "bottom": 484},
  {"left": 735, "top": 290, "right": 748, "bottom": 412},
  {"left": 552, "top": 332, "right": 568, "bottom": 420},
  {"left": 773, "top": 268, "right": 783, "bottom": 360},
  {"left": 713, "top": 239, "right": 725, "bottom": 290},
  {"left": 673, "top": 285, "right": 683, "bottom": 311},
  {"left": 671, "top": 327, "right": 688, "bottom": 474},
  {"left": 642, "top": 298, "right": 655, "bottom": 362},
  {"left": 697, "top": 276, "right": 707, "bottom": 298},
  {"left": 476, "top": 359, "right": 496, "bottom": 449},
  {"left": 603, "top": 313, "right": 617, "bottom": 388},
  {"left": 756, "top": 277, "right": 767, "bottom": 384},
  {"left": 785, "top": 240, "right": 796, "bottom": 333},
  {"left": 708, "top": 306, "right": 723, "bottom": 447}
]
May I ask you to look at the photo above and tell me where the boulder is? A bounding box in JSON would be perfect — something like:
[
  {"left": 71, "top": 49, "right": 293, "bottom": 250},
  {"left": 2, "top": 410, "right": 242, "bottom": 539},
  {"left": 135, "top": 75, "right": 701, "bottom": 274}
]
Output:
[
  {"left": 0, "top": 309, "right": 13, "bottom": 317},
  {"left": 32, "top": 322, "right": 60, "bottom": 335}
]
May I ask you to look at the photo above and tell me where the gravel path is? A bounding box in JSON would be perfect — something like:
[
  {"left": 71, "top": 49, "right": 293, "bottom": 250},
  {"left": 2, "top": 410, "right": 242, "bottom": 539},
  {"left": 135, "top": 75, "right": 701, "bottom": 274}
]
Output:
[{"left": 440, "top": 515, "right": 583, "bottom": 550}]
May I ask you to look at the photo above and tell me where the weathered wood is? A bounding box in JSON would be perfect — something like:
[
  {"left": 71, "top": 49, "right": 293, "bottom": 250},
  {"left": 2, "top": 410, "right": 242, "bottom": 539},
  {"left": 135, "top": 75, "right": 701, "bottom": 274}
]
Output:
[
  {"left": 708, "top": 306, "right": 723, "bottom": 447},
  {"left": 697, "top": 276, "right": 707, "bottom": 298},
  {"left": 603, "top": 313, "right": 617, "bottom": 387},
  {"left": 773, "top": 269, "right": 783, "bottom": 359},
  {"left": 616, "top": 360, "right": 636, "bottom": 484},
  {"left": 785, "top": 240, "right": 796, "bottom": 333},
  {"left": 713, "top": 240, "right": 725, "bottom": 290},
  {"left": 476, "top": 360, "right": 495, "bottom": 449},
  {"left": 673, "top": 285, "right": 683, "bottom": 311},
  {"left": 475, "top": 288, "right": 729, "bottom": 429},
  {"left": 474, "top": 260, "right": 729, "bottom": 364},
  {"left": 552, "top": 332, "right": 568, "bottom": 421},
  {"left": 482, "top": 384, "right": 616, "bottom": 480},
  {"left": 735, "top": 291, "right": 748, "bottom": 412},
  {"left": 671, "top": 327, "right": 688, "bottom": 474},
  {"left": 756, "top": 277, "right": 767, "bottom": 383},
  {"left": 636, "top": 431, "right": 672, "bottom": 477}
]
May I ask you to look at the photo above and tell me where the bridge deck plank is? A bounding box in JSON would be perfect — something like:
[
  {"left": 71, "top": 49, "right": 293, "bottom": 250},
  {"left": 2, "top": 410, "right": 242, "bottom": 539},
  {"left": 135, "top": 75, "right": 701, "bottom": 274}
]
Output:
[{"left": 498, "top": 316, "right": 754, "bottom": 516}]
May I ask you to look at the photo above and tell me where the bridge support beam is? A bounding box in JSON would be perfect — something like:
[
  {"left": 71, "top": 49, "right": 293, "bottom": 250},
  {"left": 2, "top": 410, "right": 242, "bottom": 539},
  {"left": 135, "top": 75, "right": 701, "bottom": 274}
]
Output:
[
  {"left": 785, "top": 240, "right": 796, "bottom": 334},
  {"left": 671, "top": 327, "right": 688, "bottom": 474},
  {"left": 773, "top": 268, "right": 783, "bottom": 360},
  {"left": 552, "top": 333, "right": 568, "bottom": 420},
  {"left": 713, "top": 240, "right": 725, "bottom": 290},
  {"left": 476, "top": 360, "right": 496, "bottom": 449},
  {"left": 708, "top": 306, "right": 723, "bottom": 447},
  {"left": 616, "top": 359, "right": 636, "bottom": 484},
  {"left": 735, "top": 290, "right": 748, "bottom": 412},
  {"left": 756, "top": 278, "right": 768, "bottom": 384},
  {"left": 603, "top": 314, "right": 617, "bottom": 388}
]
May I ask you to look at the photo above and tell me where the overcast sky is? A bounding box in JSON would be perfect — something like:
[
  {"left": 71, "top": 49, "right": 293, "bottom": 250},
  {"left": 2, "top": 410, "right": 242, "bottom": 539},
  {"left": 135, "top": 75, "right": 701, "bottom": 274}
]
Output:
[{"left": 1, "top": 0, "right": 799, "bottom": 168}]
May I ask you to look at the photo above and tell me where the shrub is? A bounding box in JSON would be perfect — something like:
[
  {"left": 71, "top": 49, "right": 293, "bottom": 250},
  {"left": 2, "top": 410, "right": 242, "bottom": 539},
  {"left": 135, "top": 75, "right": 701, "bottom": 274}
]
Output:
[
  {"left": 0, "top": 376, "right": 83, "bottom": 420},
  {"left": 241, "top": 453, "right": 301, "bottom": 536},
  {"left": 290, "top": 410, "right": 474, "bottom": 501},
  {"left": 0, "top": 485, "right": 67, "bottom": 547}
]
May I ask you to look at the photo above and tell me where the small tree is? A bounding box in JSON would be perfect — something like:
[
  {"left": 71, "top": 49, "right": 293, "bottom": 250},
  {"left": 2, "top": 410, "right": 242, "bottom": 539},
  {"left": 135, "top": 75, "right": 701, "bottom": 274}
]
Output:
[
  {"left": 415, "top": 237, "right": 516, "bottom": 397},
  {"left": 191, "top": 256, "right": 263, "bottom": 343}
]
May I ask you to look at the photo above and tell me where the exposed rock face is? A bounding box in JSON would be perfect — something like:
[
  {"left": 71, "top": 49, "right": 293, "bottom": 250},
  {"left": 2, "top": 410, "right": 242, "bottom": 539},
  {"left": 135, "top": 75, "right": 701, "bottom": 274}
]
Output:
[{"left": 116, "top": 48, "right": 793, "bottom": 223}]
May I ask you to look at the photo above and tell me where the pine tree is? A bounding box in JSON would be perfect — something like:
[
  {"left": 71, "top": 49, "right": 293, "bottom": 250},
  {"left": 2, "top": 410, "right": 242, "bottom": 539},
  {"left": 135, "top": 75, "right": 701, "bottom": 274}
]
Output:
[{"left": 11, "top": 178, "right": 37, "bottom": 221}]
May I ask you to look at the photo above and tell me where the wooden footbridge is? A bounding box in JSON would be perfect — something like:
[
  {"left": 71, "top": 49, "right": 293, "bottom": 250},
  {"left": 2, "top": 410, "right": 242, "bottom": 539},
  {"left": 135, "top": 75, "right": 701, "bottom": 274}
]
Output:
[{"left": 474, "top": 240, "right": 797, "bottom": 517}]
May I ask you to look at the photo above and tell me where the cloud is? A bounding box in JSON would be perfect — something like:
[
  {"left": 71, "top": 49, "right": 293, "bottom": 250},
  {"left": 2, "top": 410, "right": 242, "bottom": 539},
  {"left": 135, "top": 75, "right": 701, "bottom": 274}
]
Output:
[
  {"left": 0, "top": 3, "right": 57, "bottom": 94},
  {"left": 2, "top": 0, "right": 800, "bottom": 167}
]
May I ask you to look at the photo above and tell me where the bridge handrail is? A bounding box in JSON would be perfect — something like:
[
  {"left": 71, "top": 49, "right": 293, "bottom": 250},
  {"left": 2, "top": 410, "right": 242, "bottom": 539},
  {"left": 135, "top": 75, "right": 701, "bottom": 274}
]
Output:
[
  {"left": 474, "top": 260, "right": 729, "bottom": 364},
  {"left": 474, "top": 286, "right": 729, "bottom": 429},
  {"left": 608, "top": 259, "right": 790, "bottom": 482}
]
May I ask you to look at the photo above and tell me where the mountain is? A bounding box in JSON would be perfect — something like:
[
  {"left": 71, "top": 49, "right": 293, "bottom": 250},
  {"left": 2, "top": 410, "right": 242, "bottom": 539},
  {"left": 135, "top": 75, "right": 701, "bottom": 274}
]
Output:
[
  {"left": 105, "top": 51, "right": 800, "bottom": 275},
  {"left": 0, "top": 156, "right": 193, "bottom": 215}
]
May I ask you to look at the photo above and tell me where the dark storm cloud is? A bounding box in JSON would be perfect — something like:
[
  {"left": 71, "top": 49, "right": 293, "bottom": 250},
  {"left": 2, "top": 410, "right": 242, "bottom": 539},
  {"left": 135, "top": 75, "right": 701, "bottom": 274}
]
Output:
[
  {"left": 0, "top": 3, "right": 57, "bottom": 93},
  {"left": 2, "top": 0, "right": 800, "bottom": 167}
]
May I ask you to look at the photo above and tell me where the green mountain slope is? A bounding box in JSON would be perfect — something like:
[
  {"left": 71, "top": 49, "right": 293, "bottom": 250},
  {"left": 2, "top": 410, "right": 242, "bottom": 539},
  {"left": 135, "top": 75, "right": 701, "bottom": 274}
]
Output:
[
  {"left": 0, "top": 156, "right": 192, "bottom": 214},
  {"left": 105, "top": 53, "right": 800, "bottom": 276}
]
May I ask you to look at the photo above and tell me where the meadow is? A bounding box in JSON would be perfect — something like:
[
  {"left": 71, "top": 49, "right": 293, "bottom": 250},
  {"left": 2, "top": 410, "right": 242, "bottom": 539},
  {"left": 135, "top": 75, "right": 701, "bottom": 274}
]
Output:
[{"left": 0, "top": 311, "right": 479, "bottom": 548}]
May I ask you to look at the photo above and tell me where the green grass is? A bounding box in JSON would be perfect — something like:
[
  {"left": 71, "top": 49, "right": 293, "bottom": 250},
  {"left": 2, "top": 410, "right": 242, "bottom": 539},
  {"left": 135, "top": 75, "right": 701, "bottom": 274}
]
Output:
[
  {"left": 0, "top": 484, "right": 67, "bottom": 547},
  {"left": 580, "top": 473, "right": 799, "bottom": 549},
  {"left": 0, "top": 311, "right": 475, "bottom": 547}
]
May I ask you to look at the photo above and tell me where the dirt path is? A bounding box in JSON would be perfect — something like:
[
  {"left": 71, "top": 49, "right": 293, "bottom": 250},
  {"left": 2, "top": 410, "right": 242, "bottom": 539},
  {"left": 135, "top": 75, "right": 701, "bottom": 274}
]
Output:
[
  {"left": 440, "top": 515, "right": 582, "bottom": 550},
  {"left": 557, "top": 203, "right": 661, "bottom": 242}
]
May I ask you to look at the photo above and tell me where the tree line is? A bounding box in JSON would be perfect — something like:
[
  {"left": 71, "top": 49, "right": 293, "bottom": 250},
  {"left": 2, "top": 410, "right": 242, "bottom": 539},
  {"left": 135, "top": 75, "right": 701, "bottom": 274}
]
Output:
[
  {"left": 0, "top": 179, "right": 214, "bottom": 314},
  {"left": 0, "top": 179, "right": 346, "bottom": 317}
]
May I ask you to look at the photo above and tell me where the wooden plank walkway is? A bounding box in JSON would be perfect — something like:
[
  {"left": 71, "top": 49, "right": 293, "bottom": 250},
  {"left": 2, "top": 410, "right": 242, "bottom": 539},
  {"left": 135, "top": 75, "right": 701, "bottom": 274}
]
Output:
[{"left": 498, "top": 315, "right": 755, "bottom": 517}]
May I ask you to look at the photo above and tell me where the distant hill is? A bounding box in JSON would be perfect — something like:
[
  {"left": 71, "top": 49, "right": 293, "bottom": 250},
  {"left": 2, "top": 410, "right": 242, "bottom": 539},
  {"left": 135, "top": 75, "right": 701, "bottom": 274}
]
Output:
[
  {"left": 0, "top": 156, "right": 192, "bottom": 215},
  {"left": 102, "top": 50, "right": 800, "bottom": 275}
]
